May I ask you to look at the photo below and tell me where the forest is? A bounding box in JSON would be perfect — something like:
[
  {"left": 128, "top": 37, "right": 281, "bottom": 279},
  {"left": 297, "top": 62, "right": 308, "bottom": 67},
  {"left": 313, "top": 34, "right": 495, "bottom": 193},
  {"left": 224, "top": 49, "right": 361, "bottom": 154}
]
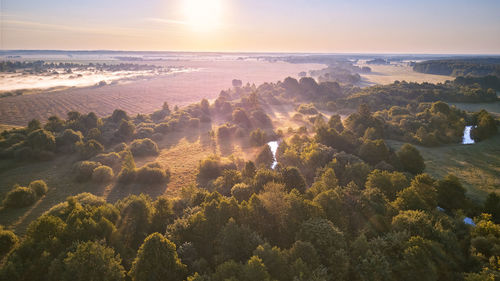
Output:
[
  {"left": 0, "top": 72, "right": 499, "bottom": 281},
  {"left": 413, "top": 58, "right": 500, "bottom": 77}
]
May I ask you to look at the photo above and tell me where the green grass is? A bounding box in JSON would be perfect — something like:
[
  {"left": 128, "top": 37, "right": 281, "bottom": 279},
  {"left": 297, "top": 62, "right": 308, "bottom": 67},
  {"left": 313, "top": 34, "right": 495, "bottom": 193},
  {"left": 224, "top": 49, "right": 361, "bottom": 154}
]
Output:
[
  {"left": 450, "top": 101, "right": 500, "bottom": 117},
  {"left": 387, "top": 134, "right": 500, "bottom": 203}
]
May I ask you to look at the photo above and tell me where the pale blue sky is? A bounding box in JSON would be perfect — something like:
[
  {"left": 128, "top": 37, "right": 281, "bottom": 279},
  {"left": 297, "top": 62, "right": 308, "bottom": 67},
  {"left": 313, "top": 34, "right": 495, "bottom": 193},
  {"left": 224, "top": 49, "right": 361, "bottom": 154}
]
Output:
[{"left": 1, "top": 0, "right": 499, "bottom": 53}]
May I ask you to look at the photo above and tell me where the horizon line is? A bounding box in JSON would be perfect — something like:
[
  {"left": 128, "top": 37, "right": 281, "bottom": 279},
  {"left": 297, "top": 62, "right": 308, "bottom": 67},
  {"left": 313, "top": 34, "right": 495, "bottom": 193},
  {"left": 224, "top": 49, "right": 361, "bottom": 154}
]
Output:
[{"left": 1, "top": 49, "right": 500, "bottom": 57}]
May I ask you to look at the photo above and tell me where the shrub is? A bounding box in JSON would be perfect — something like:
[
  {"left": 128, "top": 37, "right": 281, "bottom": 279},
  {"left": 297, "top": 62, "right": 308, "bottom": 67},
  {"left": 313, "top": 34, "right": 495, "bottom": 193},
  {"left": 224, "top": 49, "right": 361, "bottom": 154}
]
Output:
[
  {"left": 130, "top": 138, "right": 159, "bottom": 157},
  {"left": 28, "top": 180, "right": 48, "bottom": 197},
  {"left": 56, "top": 129, "right": 83, "bottom": 148},
  {"left": 92, "top": 165, "right": 114, "bottom": 183},
  {"left": 136, "top": 163, "right": 170, "bottom": 184},
  {"left": 232, "top": 108, "right": 251, "bottom": 128},
  {"left": 93, "top": 152, "right": 121, "bottom": 167},
  {"left": 113, "top": 142, "right": 128, "bottom": 152},
  {"left": 154, "top": 123, "right": 170, "bottom": 134},
  {"left": 77, "top": 140, "right": 104, "bottom": 159},
  {"left": 111, "top": 109, "right": 129, "bottom": 123},
  {"left": 117, "top": 150, "right": 136, "bottom": 183},
  {"left": 296, "top": 104, "right": 318, "bottom": 115},
  {"left": 135, "top": 127, "right": 154, "bottom": 139},
  {"left": 3, "top": 186, "right": 36, "bottom": 208},
  {"left": 0, "top": 227, "right": 18, "bottom": 257},
  {"left": 26, "top": 129, "right": 56, "bottom": 151},
  {"left": 397, "top": 143, "right": 425, "bottom": 174},
  {"left": 116, "top": 120, "right": 136, "bottom": 140},
  {"left": 73, "top": 161, "right": 102, "bottom": 182}
]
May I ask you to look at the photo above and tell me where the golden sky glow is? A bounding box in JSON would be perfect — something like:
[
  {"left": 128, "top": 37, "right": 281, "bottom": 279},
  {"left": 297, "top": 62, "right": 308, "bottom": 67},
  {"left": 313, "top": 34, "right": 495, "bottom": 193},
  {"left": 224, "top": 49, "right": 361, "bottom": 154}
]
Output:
[{"left": 1, "top": 0, "right": 500, "bottom": 53}]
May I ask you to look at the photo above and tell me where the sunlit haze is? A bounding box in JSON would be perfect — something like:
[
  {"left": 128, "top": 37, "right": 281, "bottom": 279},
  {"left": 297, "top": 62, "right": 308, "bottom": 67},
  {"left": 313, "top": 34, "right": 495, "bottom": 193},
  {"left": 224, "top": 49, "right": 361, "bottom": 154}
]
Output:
[{"left": 1, "top": 0, "right": 500, "bottom": 53}]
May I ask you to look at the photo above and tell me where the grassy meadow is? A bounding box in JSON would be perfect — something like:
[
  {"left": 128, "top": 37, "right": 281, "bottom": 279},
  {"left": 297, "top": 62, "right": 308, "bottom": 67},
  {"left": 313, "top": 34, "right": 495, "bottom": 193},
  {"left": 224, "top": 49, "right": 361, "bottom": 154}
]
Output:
[{"left": 387, "top": 133, "right": 500, "bottom": 202}]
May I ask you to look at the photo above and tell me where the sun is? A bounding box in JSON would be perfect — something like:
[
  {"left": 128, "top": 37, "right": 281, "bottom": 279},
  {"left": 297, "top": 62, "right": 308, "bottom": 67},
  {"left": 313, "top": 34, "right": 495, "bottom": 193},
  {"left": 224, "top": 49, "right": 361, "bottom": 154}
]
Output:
[{"left": 183, "top": 0, "right": 223, "bottom": 31}]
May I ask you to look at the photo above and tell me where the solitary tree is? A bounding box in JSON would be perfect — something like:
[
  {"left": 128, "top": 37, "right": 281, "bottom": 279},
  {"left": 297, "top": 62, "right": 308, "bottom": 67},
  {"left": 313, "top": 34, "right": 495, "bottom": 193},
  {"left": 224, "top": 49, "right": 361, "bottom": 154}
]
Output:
[
  {"left": 129, "top": 233, "right": 187, "bottom": 281},
  {"left": 397, "top": 143, "right": 425, "bottom": 174}
]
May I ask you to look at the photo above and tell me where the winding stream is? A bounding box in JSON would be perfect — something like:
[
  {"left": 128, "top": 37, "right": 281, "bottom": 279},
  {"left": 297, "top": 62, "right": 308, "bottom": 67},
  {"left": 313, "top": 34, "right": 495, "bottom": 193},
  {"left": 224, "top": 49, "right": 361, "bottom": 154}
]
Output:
[
  {"left": 267, "top": 141, "right": 279, "bottom": 169},
  {"left": 462, "top": 126, "right": 475, "bottom": 145}
]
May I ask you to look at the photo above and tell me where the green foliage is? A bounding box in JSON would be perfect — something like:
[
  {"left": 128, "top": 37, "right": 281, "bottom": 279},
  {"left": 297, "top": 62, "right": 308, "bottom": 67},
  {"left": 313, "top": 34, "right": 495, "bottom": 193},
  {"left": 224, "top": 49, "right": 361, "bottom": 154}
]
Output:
[
  {"left": 197, "top": 155, "right": 223, "bottom": 187},
  {"left": 49, "top": 241, "right": 125, "bottom": 281},
  {"left": 281, "top": 166, "right": 306, "bottom": 193},
  {"left": 0, "top": 226, "right": 18, "bottom": 257},
  {"left": 92, "top": 165, "right": 114, "bottom": 183},
  {"left": 129, "top": 233, "right": 187, "bottom": 281},
  {"left": 296, "top": 103, "right": 318, "bottom": 115},
  {"left": 150, "top": 197, "right": 175, "bottom": 234},
  {"left": 77, "top": 139, "right": 104, "bottom": 159},
  {"left": 26, "top": 129, "right": 56, "bottom": 152},
  {"left": 472, "top": 110, "right": 498, "bottom": 142},
  {"left": 2, "top": 186, "right": 36, "bottom": 208},
  {"left": 394, "top": 174, "right": 437, "bottom": 211},
  {"left": 436, "top": 174, "right": 466, "bottom": 211},
  {"left": 129, "top": 138, "right": 159, "bottom": 157},
  {"left": 253, "top": 149, "right": 273, "bottom": 173},
  {"left": 242, "top": 161, "right": 257, "bottom": 180},
  {"left": 216, "top": 218, "right": 263, "bottom": 262},
  {"left": 232, "top": 108, "right": 251, "bottom": 128},
  {"left": 93, "top": 152, "right": 121, "bottom": 167},
  {"left": 296, "top": 218, "right": 348, "bottom": 279},
  {"left": 135, "top": 162, "right": 170, "bottom": 184},
  {"left": 484, "top": 193, "right": 500, "bottom": 223},
  {"left": 111, "top": 109, "right": 129, "bottom": 123},
  {"left": 116, "top": 194, "right": 154, "bottom": 250},
  {"left": 414, "top": 59, "right": 500, "bottom": 77},
  {"left": 358, "top": 139, "right": 390, "bottom": 165},
  {"left": 117, "top": 119, "right": 136, "bottom": 140},
  {"left": 214, "top": 169, "right": 242, "bottom": 196},
  {"left": 366, "top": 169, "right": 408, "bottom": 200},
  {"left": 28, "top": 180, "right": 48, "bottom": 197},
  {"left": 397, "top": 143, "right": 425, "bottom": 174},
  {"left": 56, "top": 129, "right": 83, "bottom": 150},
  {"left": 73, "top": 161, "right": 102, "bottom": 182},
  {"left": 117, "top": 150, "right": 136, "bottom": 183}
]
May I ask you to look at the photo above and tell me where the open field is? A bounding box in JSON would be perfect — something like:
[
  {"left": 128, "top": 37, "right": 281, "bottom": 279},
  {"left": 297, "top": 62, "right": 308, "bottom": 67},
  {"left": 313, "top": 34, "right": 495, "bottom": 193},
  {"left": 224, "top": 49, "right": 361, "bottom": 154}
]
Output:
[
  {"left": 0, "top": 60, "right": 323, "bottom": 126},
  {"left": 358, "top": 63, "right": 453, "bottom": 87},
  {"left": 387, "top": 134, "right": 500, "bottom": 202}
]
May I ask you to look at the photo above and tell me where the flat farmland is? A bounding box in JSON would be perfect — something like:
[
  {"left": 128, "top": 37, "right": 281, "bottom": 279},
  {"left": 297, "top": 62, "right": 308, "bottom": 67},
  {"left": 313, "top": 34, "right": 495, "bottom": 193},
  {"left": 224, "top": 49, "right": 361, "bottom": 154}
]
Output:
[{"left": 0, "top": 60, "right": 323, "bottom": 126}]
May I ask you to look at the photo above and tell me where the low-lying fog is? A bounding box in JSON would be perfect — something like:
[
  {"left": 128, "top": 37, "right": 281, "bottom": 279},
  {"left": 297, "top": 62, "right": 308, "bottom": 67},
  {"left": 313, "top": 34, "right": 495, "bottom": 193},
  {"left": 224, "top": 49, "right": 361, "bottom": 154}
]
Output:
[{"left": 0, "top": 67, "right": 197, "bottom": 92}]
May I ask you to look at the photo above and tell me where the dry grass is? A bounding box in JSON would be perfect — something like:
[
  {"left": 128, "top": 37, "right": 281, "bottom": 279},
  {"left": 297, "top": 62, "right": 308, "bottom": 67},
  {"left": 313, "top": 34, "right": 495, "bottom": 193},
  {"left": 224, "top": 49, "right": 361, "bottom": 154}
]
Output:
[
  {"left": 0, "top": 124, "right": 21, "bottom": 133},
  {"left": 0, "top": 154, "right": 112, "bottom": 234},
  {"left": 358, "top": 64, "right": 453, "bottom": 87}
]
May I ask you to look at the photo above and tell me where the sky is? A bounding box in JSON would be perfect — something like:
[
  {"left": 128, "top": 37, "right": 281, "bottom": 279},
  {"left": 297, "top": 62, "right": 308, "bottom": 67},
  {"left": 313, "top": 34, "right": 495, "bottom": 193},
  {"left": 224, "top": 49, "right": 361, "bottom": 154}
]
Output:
[{"left": 1, "top": 0, "right": 500, "bottom": 54}]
